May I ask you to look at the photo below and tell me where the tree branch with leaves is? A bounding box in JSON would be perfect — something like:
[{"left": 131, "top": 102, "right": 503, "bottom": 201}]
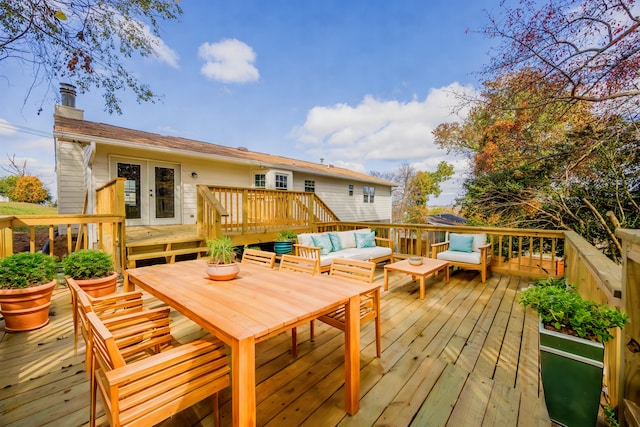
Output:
[{"left": 1, "top": 0, "right": 182, "bottom": 114}]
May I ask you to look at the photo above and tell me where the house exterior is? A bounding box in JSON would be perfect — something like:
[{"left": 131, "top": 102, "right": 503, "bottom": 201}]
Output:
[{"left": 52, "top": 97, "right": 396, "bottom": 228}]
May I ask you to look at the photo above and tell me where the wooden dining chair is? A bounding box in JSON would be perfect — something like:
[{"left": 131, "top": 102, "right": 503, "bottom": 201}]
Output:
[
  {"left": 68, "top": 277, "right": 145, "bottom": 356},
  {"left": 279, "top": 254, "right": 318, "bottom": 355},
  {"left": 316, "top": 258, "right": 382, "bottom": 357},
  {"left": 241, "top": 248, "right": 277, "bottom": 268},
  {"left": 279, "top": 253, "right": 318, "bottom": 275},
  {"left": 76, "top": 285, "right": 174, "bottom": 423},
  {"left": 86, "top": 311, "right": 230, "bottom": 427}
]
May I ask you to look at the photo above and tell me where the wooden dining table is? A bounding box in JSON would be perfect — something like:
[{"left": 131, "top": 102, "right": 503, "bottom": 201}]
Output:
[{"left": 126, "top": 259, "right": 379, "bottom": 426}]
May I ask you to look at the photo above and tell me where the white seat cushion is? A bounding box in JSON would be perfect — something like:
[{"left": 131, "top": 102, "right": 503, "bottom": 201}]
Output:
[
  {"left": 339, "top": 246, "right": 392, "bottom": 261},
  {"left": 297, "top": 233, "right": 320, "bottom": 247},
  {"left": 437, "top": 250, "right": 481, "bottom": 264}
]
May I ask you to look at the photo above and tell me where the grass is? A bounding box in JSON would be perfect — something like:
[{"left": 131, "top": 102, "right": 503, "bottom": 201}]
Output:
[{"left": 0, "top": 202, "right": 58, "bottom": 216}]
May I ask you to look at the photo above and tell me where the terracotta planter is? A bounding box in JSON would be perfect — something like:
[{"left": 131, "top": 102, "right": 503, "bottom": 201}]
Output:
[
  {"left": 206, "top": 263, "right": 240, "bottom": 281},
  {"left": 72, "top": 272, "right": 118, "bottom": 297},
  {"left": 0, "top": 279, "right": 57, "bottom": 332}
]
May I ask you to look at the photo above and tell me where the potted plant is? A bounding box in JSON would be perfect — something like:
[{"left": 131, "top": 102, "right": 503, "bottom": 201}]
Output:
[
  {"left": 0, "top": 252, "right": 60, "bottom": 332},
  {"left": 62, "top": 249, "right": 118, "bottom": 297},
  {"left": 519, "top": 277, "right": 628, "bottom": 427},
  {"left": 274, "top": 229, "right": 297, "bottom": 254},
  {"left": 206, "top": 236, "right": 240, "bottom": 280}
]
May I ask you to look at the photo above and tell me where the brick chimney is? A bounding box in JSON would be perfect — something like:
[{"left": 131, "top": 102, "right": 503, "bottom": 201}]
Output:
[{"left": 55, "top": 83, "right": 84, "bottom": 120}]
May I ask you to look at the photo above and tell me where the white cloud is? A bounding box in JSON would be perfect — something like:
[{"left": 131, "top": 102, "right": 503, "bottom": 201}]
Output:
[
  {"left": 144, "top": 27, "right": 179, "bottom": 68},
  {"left": 198, "top": 39, "right": 260, "bottom": 83},
  {"left": 291, "top": 82, "right": 475, "bottom": 161},
  {"left": 0, "top": 119, "right": 17, "bottom": 136},
  {"left": 110, "top": 9, "right": 179, "bottom": 68},
  {"left": 290, "top": 83, "right": 477, "bottom": 205}
]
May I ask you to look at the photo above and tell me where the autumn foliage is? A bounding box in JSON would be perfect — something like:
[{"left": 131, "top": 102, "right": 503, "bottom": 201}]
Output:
[{"left": 9, "top": 175, "right": 50, "bottom": 204}]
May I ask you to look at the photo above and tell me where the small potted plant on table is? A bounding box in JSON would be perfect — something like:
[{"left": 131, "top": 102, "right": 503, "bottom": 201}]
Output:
[
  {"left": 62, "top": 249, "right": 118, "bottom": 297},
  {"left": 0, "top": 252, "right": 59, "bottom": 332},
  {"left": 519, "top": 277, "right": 628, "bottom": 427},
  {"left": 274, "top": 230, "right": 297, "bottom": 254},
  {"left": 206, "top": 236, "right": 240, "bottom": 280}
]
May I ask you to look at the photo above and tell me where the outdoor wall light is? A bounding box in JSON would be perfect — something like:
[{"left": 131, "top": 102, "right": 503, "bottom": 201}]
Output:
[{"left": 191, "top": 172, "right": 198, "bottom": 179}]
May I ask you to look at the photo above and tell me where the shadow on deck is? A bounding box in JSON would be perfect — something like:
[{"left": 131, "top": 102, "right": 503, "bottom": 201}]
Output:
[{"left": 0, "top": 267, "right": 551, "bottom": 426}]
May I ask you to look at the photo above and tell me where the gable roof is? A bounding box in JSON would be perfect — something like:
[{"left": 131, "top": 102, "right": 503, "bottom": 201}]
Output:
[{"left": 53, "top": 115, "right": 396, "bottom": 186}]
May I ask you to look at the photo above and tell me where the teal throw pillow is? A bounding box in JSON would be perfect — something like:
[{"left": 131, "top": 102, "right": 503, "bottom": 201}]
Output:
[
  {"left": 311, "top": 234, "right": 333, "bottom": 255},
  {"left": 355, "top": 231, "right": 376, "bottom": 248},
  {"left": 327, "top": 232, "right": 343, "bottom": 252},
  {"left": 449, "top": 233, "right": 474, "bottom": 252}
]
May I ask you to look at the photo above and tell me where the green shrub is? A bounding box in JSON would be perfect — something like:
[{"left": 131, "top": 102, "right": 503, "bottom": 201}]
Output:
[
  {"left": 519, "top": 277, "right": 628, "bottom": 343},
  {"left": 0, "top": 252, "right": 59, "bottom": 289},
  {"left": 276, "top": 230, "right": 297, "bottom": 242},
  {"left": 62, "top": 249, "right": 115, "bottom": 279}
]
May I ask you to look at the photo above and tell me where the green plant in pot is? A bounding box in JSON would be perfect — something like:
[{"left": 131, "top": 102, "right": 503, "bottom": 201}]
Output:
[
  {"left": 0, "top": 252, "right": 60, "bottom": 332},
  {"left": 62, "top": 249, "right": 118, "bottom": 298},
  {"left": 206, "top": 236, "right": 240, "bottom": 280},
  {"left": 274, "top": 229, "right": 296, "bottom": 254},
  {"left": 519, "top": 277, "right": 628, "bottom": 427}
]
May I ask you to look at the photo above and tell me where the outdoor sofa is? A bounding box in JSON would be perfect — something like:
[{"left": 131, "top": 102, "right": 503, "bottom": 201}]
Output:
[{"left": 294, "top": 228, "right": 393, "bottom": 273}]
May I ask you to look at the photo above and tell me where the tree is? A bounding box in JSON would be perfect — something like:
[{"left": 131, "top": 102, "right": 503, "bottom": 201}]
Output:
[
  {"left": 0, "top": 155, "right": 51, "bottom": 203},
  {"left": 373, "top": 161, "right": 454, "bottom": 223},
  {"left": 483, "top": 0, "right": 640, "bottom": 115},
  {"left": 434, "top": 71, "right": 640, "bottom": 260},
  {"left": 10, "top": 175, "right": 50, "bottom": 204},
  {"left": 1, "top": 0, "right": 182, "bottom": 114}
]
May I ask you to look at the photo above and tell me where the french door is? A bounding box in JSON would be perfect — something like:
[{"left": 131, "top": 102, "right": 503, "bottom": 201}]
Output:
[{"left": 112, "top": 158, "right": 181, "bottom": 226}]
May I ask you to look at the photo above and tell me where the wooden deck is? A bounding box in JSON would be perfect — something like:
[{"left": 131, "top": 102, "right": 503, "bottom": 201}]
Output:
[{"left": 0, "top": 267, "right": 551, "bottom": 426}]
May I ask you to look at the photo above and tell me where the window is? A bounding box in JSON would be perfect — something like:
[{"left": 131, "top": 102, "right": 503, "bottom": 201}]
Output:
[
  {"left": 254, "top": 173, "right": 266, "bottom": 188},
  {"left": 348, "top": 184, "right": 354, "bottom": 196},
  {"left": 275, "top": 173, "right": 288, "bottom": 190},
  {"left": 363, "top": 186, "right": 375, "bottom": 203},
  {"left": 304, "top": 180, "right": 315, "bottom": 192}
]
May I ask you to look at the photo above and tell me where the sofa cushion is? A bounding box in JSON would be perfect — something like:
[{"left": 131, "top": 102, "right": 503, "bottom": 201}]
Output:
[
  {"left": 355, "top": 231, "right": 376, "bottom": 248},
  {"left": 449, "top": 233, "right": 473, "bottom": 252},
  {"left": 327, "top": 232, "right": 343, "bottom": 252},
  {"left": 318, "top": 251, "right": 344, "bottom": 267},
  {"left": 437, "top": 250, "right": 481, "bottom": 264},
  {"left": 297, "top": 232, "right": 318, "bottom": 247},
  {"left": 468, "top": 234, "right": 488, "bottom": 252},
  {"left": 311, "top": 234, "right": 333, "bottom": 255},
  {"left": 340, "top": 246, "right": 392, "bottom": 261},
  {"left": 335, "top": 230, "right": 357, "bottom": 249}
]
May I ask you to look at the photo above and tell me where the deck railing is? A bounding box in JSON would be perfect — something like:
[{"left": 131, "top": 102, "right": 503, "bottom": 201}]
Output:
[
  {"left": 0, "top": 214, "right": 126, "bottom": 270},
  {"left": 196, "top": 185, "right": 339, "bottom": 241},
  {"left": 616, "top": 229, "right": 640, "bottom": 421}
]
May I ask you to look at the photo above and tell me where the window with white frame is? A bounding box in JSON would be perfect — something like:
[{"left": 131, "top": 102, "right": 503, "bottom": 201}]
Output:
[
  {"left": 363, "top": 186, "right": 375, "bottom": 203},
  {"left": 254, "top": 173, "right": 266, "bottom": 188},
  {"left": 348, "top": 184, "right": 354, "bottom": 196},
  {"left": 304, "top": 180, "right": 315, "bottom": 192},
  {"left": 275, "top": 173, "right": 288, "bottom": 190}
]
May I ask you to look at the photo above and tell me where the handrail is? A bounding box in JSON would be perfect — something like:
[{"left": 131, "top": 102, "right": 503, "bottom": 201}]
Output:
[
  {"left": 615, "top": 229, "right": 640, "bottom": 421},
  {"left": 197, "top": 186, "right": 340, "bottom": 241},
  {"left": 0, "top": 214, "right": 126, "bottom": 271},
  {"left": 197, "top": 185, "right": 229, "bottom": 240}
]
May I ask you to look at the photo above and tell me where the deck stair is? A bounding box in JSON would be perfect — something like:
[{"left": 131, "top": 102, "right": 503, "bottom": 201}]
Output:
[{"left": 125, "top": 227, "right": 208, "bottom": 268}]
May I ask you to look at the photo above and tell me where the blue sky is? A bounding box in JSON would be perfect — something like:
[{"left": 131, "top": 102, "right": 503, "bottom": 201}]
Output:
[{"left": 0, "top": 0, "right": 501, "bottom": 205}]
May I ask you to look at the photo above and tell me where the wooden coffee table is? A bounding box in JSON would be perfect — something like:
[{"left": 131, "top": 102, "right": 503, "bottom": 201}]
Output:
[{"left": 384, "top": 257, "right": 449, "bottom": 300}]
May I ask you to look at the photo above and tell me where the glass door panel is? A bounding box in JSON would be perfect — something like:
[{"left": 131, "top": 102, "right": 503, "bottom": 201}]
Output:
[{"left": 154, "top": 166, "right": 175, "bottom": 219}]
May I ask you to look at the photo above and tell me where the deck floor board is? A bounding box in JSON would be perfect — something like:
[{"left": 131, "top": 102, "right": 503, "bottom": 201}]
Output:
[{"left": 0, "top": 268, "right": 550, "bottom": 426}]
